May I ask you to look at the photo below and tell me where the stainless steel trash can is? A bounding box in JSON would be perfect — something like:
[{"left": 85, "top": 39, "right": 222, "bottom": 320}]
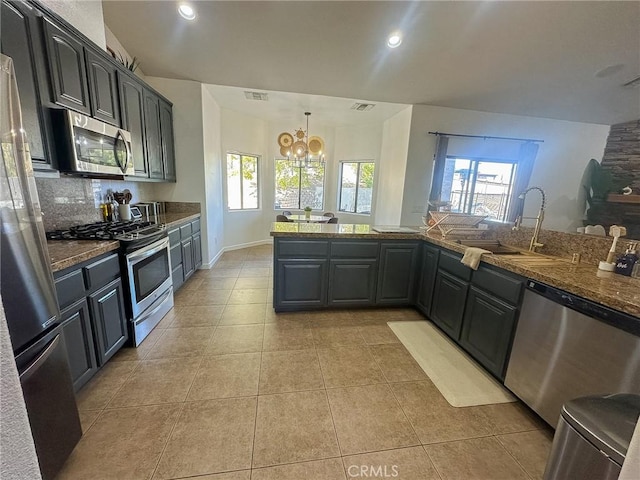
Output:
[{"left": 544, "top": 394, "right": 640, "bottom": 480}]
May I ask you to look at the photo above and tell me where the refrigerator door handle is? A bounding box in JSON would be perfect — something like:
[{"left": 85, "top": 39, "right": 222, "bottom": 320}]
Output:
[{"left": 19, "top": 334, "right": 60, "bottom": 383}]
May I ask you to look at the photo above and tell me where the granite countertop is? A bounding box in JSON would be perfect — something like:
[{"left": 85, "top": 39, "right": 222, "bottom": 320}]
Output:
[
  {"left": 270, "top": 223, "right": 640, "bottom": 317},
  {"left": 47, "top": 240, "right": 120, "bottom": 273},
  {"left": 47, "top": 212, "right": 201, "bottom": 272}
]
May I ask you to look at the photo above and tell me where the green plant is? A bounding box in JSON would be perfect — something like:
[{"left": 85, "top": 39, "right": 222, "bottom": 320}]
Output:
[
  {"left": 304, "top": 206, "right": 312, "bottom": 212},
  {"left": 116, "top": 52, "right": 140, "bottom": 73}
]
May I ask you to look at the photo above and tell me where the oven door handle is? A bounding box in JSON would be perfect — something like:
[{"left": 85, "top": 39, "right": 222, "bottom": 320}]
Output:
[
  {"left": 133, "top": 288, "right": 172, "bottom": 327},
  {"left": 127, "top": 238, "right": 169, "bottom": 263}
]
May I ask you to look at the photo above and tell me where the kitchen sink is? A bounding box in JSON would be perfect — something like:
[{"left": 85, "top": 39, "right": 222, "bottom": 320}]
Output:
[{"left": 457, "top": 240, "right": 527, "bottom": 255}]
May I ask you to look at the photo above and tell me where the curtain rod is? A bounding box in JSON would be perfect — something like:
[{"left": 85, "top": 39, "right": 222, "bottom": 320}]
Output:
[{"left": 428, "top": 131, "right": 544, "bottom": 143}]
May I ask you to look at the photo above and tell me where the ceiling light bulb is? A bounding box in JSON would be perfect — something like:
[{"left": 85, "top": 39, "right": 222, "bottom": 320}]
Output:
[
  {"left": 178, "top": 3, "right": 196, "bottom": 20},
  {"left": 387, "top": 33, "right": 402, "bottom": 48}
]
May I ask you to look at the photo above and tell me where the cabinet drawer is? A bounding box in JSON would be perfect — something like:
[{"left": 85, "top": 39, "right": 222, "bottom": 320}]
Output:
[
  {"left": 168, "top": 228, "right": 181, "bottom": 247},
  {"left": 438, "top": 250, "right": 472, "bottom": 281},
  {"left": 277, "top": 240, "right": 329, "bottom": 258},
  {"left": 472, "top": 265, "right": 523, "bottom": 305},
  {"left": 84, "top": 254, "right": 120, "bottom": 291},
  {"left": 191, "top": 218, "right": 201, "bottom": 233},
  {"left": 330, "top": 241, "right": 378, "bottom": 259},
  {"left": 180, "top": 223, "right": 192, "bottom": 239},
  {"left": 55, "top": 269, "right": 86, "bottom": 310}
]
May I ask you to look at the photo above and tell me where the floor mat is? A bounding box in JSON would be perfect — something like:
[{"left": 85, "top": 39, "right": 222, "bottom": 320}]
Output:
[{"left": 388, "top": 320, "right": 516, "bottom": 407}]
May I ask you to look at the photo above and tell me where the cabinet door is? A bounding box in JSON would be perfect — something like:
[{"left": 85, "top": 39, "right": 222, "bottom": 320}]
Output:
[
  {"left": 416, "top": 244, "right": 440, "bottom": 316},
  {"left": 460, "top": 287, "right": 517, "bottom": 380},
  {"left": 275, "top": 260, "right": 327, "bottom": 310},
  {"left": 376, "top": 242, "right": 419, "bottom": 305},
  {"left": 431, "top": 270, "right": 468, "bottom": 340},
  {"left": 85, "top": 49, "right": 120, "bottom": 126},
  {"left": 181, "top": 239, "right": 194, "bottom": 280},
  {"left": 60, "top": 298, "right": 97, "bottom": 391},
  {"left": 192, "top": 232, "right": 202, "bottom": 269},
  {"left": 1, "top": 0, "right": 52, "bottom": 167},
  {"left": 328, "top": 260, "right": 377, "bottom": 307},
  {"left": 118, "top": 72, "right": 148, "bottom": 177},
  {"left": 88, "top": 278, "right": 128, "bottom": 365},
  {"left": 42, "top": 17, "right": 90, "bottom": 114},
  {"left": 159, "top": 100, "right": 176, "bottom": 181},
  {"left": 143, "top": 90, "right": 163, "bottom": 179}
]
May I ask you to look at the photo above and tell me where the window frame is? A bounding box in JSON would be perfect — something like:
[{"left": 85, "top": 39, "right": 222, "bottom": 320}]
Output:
[
  {"left": 338, "top": 160, "right": 375, "bottom": 215},
  {"left": 273, "top": 158, "right": 326, "bottom": 211},
  {"left": 442, "top": 155, "right": 518, "bottom": 221},
  {"left": 225, "top": 151, "right": 261, "bottom": 212}
]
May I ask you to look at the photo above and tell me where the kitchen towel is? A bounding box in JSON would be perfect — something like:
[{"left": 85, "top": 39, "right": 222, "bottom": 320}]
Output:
[{"left": 461, "top": 247, "right": 491, "bottom": 270}]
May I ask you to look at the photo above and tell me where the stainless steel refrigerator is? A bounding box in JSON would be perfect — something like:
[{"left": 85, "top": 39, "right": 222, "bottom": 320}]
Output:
[{"left": 1, "top": 54, "right": 81, "bottom": 479}]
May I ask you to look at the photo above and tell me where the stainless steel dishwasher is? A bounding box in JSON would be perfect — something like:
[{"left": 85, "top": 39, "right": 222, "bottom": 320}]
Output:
[{"left": 504, "top": 280, "right": 640, "bottom": 427}]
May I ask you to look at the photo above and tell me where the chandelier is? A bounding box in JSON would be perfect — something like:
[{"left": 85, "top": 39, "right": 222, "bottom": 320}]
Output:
[{"left": 277, "top": 112, "right": 325, "bottom": 167}]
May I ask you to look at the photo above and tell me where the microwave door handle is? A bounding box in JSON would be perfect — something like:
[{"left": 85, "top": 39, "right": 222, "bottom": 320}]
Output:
[{"left": 114, "top": 130, "right": 130, "bottom": 174}]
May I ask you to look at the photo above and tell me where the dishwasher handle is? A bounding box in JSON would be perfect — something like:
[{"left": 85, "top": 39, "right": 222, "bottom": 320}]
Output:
[{"left": 526, "top": 280, "right": 640, "bottom": 337}]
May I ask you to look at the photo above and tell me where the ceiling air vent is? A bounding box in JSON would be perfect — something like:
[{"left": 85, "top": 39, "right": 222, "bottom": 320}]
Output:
[
  {"left": 244, "top": 91, "right": 269, "bottom": 101},
  {"left": 351, "top": 102, "right": 376, "bottom": 112}
]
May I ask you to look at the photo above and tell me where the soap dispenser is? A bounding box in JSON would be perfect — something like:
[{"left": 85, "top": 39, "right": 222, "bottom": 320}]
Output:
[{"left": 614, "top": 243, "right": 638, "bottom": 276}]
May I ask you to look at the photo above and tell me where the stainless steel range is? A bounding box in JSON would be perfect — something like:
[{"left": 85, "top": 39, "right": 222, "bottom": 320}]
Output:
[{"left": 47, "top": 221, "right": 174, "bottom": 346}]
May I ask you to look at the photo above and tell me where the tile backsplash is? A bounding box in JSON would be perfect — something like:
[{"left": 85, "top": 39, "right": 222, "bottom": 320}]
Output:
[{"left": 36, "top": 176, "right": 155, "bottom": 231}]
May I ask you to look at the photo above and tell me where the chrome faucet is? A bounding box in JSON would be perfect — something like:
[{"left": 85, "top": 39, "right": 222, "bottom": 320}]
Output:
[{"left": 512, "top": 186, "right": 546, "bottom": 252}]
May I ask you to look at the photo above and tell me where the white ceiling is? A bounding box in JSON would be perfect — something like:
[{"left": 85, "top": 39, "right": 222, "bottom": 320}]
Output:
[{"left": 102, "top": 1, "right": 640, "bottom": 126}]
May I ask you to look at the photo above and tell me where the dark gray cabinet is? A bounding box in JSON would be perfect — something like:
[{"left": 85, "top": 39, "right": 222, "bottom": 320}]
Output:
[
  {"left": 431, "top": 270, "right": 469, "bottom": 339},
  {"left": 42, "top": 17, "right": 90, "bottom": 114},
  {"left": 460, "top": 287, "right": 517, "bottom": 379},
  {"left": 168, "top": 217, "right": 203, "bottom": 291},
  {"left": 85, "top": 48, "right": 120, "bottom": 126},
  {"left": 1, "top": 0, "right": 54, "bottom": 170},
  {"left": 54, "top": 252, "right": 128, "bottom": 389},
  {"left": 328, "top": 260, "right": 377, "bottom": 306},
  {"left": 144, "top": 90, "right": 164, "bottom": 179},
  {"left": 416, "top": 243, "right": 440, "bottom": 316},
  {"left": 159, "top": 99, "right": 176, "bottom": 181},
  {"left": 88, "top": 278, "right": 127, "bottom": 365},
  {"left": 118, "top": 72, "right": 147, "bottom": 177},
  {"left": 276, "top": 260, "right": 328, "bottom": 308},
  {"left": 60, "top": 298, "right": 97, "bottom": 391},
  {"left": 376, "top": 242, "right": 419, "bottom": 305}
]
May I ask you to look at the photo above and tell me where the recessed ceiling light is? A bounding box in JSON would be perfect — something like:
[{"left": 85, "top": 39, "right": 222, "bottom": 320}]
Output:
[
  {"left": 178, "top": 3, "right": 196, "bottom": 20},
  {"left": 387, "top": 32, "right": 402, "bottom": 48}
]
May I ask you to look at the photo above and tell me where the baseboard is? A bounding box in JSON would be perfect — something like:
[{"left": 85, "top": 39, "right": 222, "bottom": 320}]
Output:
[{"left": 200, "top": 239, "right": 272, "bottom": 269}]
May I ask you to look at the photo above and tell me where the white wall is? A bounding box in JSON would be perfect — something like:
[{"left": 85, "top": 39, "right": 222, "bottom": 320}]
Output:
[
  {"left": 220, "top": 109, "right": 269, "bottom": 248},
  {"left": 375, "top": 107, "right": 413, "bottom": 225},
  {"left": 41, "top": 0, "right": 106, "bottom": 49},
  {"left": 400, "top": 105, "right": 610, "bottom": 231},
  {"left": 202, "top": 87, "right": 224, "bottom": 262},
  {"left": 330, "top": 124, "right": 383, "bottom": 224}
]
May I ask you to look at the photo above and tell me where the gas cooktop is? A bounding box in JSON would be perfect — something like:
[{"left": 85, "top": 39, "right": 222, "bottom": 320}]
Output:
[{"left": 46, "top": 221, "right": 166, "bottom": 242}]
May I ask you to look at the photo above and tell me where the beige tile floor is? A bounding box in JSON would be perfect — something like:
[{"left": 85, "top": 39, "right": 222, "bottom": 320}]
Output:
[{"left": 59, "top": 245, "right": 554, "bottom": 480}]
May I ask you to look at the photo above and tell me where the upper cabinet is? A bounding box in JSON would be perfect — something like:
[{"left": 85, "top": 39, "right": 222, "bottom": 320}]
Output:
[
  {"left": 42, "top": 17, "right": 91, "bottom": 114},
  {"left": 1, "top": 0, "right": 55, "bottom": 171},
  {"left": 2, "top": 0, "right": 176, "bottom": 181},
  {"left": 85, "top": 48, "right": 120, "bottom": 126}
]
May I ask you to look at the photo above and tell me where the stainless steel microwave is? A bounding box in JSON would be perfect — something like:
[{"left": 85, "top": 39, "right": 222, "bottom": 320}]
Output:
[{"left": 56, "top": 110, "right": 134, "bottom": 176}]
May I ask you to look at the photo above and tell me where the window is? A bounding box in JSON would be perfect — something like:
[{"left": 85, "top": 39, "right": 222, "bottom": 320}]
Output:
[
  {"left": 274, "top": 159, "right": 325, "bottom": 210},
  {"left": 339, "top": 161, "right": 375, "bottom": 214},
  {"left": 439, "top": 157, "right": 517, "bottom": 221},
  {"left": 226, "top": 153, "right": 259, "bottom": 210}
]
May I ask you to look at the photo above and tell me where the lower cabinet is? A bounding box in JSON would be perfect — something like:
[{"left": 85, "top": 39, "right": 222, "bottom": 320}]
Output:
[
  {"left": 459, "top": 287, "right": 517, "bottom": 379},
  {"left": 431, "top": 269, "right": 469, "bottom": 340},
  {"left": 416, "top": 243, "right": 440, "bottom": 316},
  {"left": 328, "top": 260, "right": 377, "bottom": 307},
  {"left": 88, "top": 278, "right": 128, "bottom": 365},
  {"left": 276, "top": 260, "right": 328, "bottom": 308},
  {"left": 168, "top": 217, "right": 202, "bottom": 292},
  {"left": 60, "top": 298, "right": 97, "bottom": 391},
  {"left": 376, "top": 242, "right": 419, "bottom": 305}
]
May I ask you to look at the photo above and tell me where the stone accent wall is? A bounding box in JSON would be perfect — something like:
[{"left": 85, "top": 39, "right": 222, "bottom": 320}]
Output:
[{"left": 589, "top": 119, "right": 640, "bottom": 238}]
